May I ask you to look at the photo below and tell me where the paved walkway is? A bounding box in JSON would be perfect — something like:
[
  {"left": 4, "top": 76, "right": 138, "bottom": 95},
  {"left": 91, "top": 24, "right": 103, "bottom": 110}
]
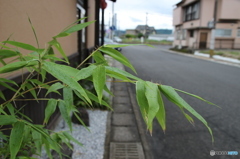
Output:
[{"left": 104, "top": 60, "right": 148, "bottom": 159}]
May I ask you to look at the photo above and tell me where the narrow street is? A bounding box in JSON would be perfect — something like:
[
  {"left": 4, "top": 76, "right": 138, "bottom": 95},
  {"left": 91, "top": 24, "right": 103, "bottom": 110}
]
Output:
[{"left": 123, "top": 45, "right": 240, "bottom": 159}]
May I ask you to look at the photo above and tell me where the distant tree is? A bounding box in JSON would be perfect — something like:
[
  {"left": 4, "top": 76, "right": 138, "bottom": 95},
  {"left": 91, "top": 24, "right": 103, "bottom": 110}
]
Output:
[{"left": 137, "top": 33, "right": 144, "bottom": 38}]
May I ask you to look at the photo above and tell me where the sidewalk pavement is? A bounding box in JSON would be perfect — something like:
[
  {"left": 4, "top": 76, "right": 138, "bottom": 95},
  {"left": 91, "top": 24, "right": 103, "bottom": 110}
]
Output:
[{"left": 104, "top": 60, "right": 151, "bottom": 159}]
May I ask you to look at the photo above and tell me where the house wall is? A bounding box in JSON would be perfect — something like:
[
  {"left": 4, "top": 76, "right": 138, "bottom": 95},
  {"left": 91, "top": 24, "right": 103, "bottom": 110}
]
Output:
[
  {"left": 173, "top": 7, "right": 182, "bottom": 26},
  {"left": 86, "top": 0, "right": 96, "bottom": 49},
  {"left": 200, "top": 0, "right": 214, "bottom": 27},
  {"left": 0, "top": 0, "right": 78, "bottom": 78},
  {"left": 219, "top": 0, "right": 240, "bottom": 20}
]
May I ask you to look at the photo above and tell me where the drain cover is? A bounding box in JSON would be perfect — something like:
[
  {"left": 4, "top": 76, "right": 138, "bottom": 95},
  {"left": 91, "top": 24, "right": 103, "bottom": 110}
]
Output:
[{"left": 110, "top": 142, "right": 145, "bottom": 159}]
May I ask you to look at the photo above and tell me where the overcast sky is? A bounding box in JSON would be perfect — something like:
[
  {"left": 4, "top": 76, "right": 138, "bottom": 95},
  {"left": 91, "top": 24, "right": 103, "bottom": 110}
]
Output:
[{"left": 103, "top": 0, "right": 181, "bottom": 30}]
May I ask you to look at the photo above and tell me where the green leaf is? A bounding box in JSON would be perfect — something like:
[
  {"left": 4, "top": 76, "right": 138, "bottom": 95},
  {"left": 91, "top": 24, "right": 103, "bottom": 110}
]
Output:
[
  {"left": 48, "top": 39, "right": 69, "bottom": 64},
  {"left": 75, "top": 65, "right": 97, "bottom": 81},
  {"left": 6, "top": 103, "right": 15, "bottom": 116},
  {"left": 106, "top": 69, "right": 132, "bottom": 82},
  {"left": 10, "top": 121, "right": 25, "bottom": 159},
  {"left": 0, "top": 78, "right": 18, "bottom": 86},
  {"left": 160, "top": 85, "right": 214, "bottom": 142},
  {"left": 136, "top": 81, "right": 149, "bottom": 123},
  {"left": 25, "top": 83, "right": 37, "bottom": 100},
  {"left": 53, "top": 32, "right": 70, "bottom": 39},
  {"left": 145, "top": 81, "right": 160, "bottom": 133},
  {"left": 3, "top": 41, "right": 37, "bottom": 51},
  {"left": 63, "top": 21, "right": 95, "bottom": 34},
  {"left": 99, "top": 47, "right": 136, "bottom": 73},
  {"left": 174, "top": 88, "right": 220, "bottom": 108},
  {"left": 63, "top": 86, "right": 74, "bottom": 112},
  {"left": 45, "top": 82, "right": 64, "bottom": 96},
  {"left": 156, "top": 89, "right": 166, "bottom": 132},
  {"left": 104, "top": 43, "right": 153, "bottom": 48},
  {"left": 0, "top": 115, "right": 17, "bottom": 125},
  {"left": 44, "top": 99, "right": 58, "bottom": 124},
  {"left": 105, "top": 66, "right": 141, "bottom": 81},
  {"left": 85, "top": 90, "right": 112, "bottom": 110},
  {"left": 58, "top": 100, "right": 72, "bottom": 132},
  {"left": 43, "top": 61, "right": 91, "bottom": 104},
  {"left": 43, "top": 55, "right": 67, "bottom": 63},
  {"left": 93, "top": 66, "right": 106, "bottom": 103},
  {"left": 93, "top": 51, "right": 108, "bottom": 65},
  {"left": 0, "top": 82, "right": 17, "bottom": 92},
  {"left": 0, "top": 49, "right": 19, "bottom": 59},
  {"left": 0, "top": 61, "right": 37, "bottom": 74},
  {"left": 62, "top": 131, "right": 83, "bottom": 146},
  {"left": 0, "top": 91, "right": 6, "bottom": 101}
]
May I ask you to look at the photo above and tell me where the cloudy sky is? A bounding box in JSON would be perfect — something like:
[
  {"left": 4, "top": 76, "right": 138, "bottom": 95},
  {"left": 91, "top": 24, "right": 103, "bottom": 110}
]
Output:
[{"left": 103, "top": 0, "right": 181, "bottom": 30}]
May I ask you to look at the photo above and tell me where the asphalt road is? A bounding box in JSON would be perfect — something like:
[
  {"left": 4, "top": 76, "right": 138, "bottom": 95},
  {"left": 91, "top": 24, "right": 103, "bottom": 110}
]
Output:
[{"left": 122, "top": 45, "right": 240, "bottom": 159}]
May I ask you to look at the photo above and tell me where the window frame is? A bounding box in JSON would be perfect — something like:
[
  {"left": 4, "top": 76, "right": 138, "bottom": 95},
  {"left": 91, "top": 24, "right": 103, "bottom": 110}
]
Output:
[
  {"left": 215, "top": 29, "right": 232, "bottom": 37},
  {"left": 183, "top": 2, "right": 200, "bottom": 22}
]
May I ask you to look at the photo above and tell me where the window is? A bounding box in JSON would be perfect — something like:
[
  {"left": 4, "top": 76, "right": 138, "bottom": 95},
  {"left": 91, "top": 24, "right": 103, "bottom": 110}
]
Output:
[
  {"left": 183, "top": 2, "right": 200, "bottom": 21},
  {"left": 215, "top": 29, "right": 232, "bottom": 37},
  {"left": 189, "top": 30, "right": 194, "bottom": 37},
  {"left": 182, "top": 29, "right": 187, "bottom": 40},
  {"left": 237, "top": 29, "right": 240, "bottom": 37}
]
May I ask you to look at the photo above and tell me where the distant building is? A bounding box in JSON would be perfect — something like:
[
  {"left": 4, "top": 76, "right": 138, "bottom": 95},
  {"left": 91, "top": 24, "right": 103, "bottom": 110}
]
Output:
[
  {"left": 173, "top": 0, "right": 240, "bottom": 49},
  {"left": 126, "top": 25, "right": 156, "bottom": 36}
]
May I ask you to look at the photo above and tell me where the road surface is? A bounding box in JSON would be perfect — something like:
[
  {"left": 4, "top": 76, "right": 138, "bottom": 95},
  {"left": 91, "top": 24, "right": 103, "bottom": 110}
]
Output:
[{"left": 122, "top": 45, "right": 240, "bottom": 159}]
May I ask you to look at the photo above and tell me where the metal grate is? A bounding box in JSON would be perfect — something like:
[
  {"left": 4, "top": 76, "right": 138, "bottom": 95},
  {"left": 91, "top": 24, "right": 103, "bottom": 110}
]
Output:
[{"left": 110, "top": 142, "right": 145, "bottom": 159}]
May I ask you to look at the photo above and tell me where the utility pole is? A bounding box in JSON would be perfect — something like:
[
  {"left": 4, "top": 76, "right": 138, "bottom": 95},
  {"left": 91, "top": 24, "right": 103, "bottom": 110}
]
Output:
[
  {"left": 145, "top": 12, "right": 148, "bottom": 39},
  {"left": 210, "top": 0, "right": 218, "bottom": 58},
  {"left": 111, "top": 2, "right": 115, "bottom": 40}
]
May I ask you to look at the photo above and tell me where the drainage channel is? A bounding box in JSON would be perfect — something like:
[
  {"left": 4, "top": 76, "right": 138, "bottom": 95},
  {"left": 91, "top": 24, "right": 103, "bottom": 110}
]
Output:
[{"left": 110, "top": 142, "right": 145, "bottom": 159}]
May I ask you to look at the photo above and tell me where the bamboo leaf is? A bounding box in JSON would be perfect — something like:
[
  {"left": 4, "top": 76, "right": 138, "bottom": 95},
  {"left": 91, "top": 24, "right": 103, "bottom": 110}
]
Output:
[
  {"left": 174, "top": 88, "right": 220, "bottom": 108},
  {"left": 25, "top": 83, "right": 37, "bottom": 100},
  {"left": 93, "top": 66, "right": 106, "bottom": 103},
  {"left": 0, "top": 91, "right": 6, "bottom": 101},
  {"left": 63, "top": 21, "right": 95, "bottom": 34},
  {"left": 99, "top": 47, "right": 136, "bottom": 73},
  {"left": 0, "top": 82, "right": 17, "bottom": 92},
  {"left": 0, "top": 49, "right": 19, "bottom": 59},
  {"left": 156, "top": 89, "right": 166, "bottom": 132},
  {"left": 43, "top": 61, "right": 91, "bottom": 104},
  {"left": 160, "top": 85, "right": 214, "bottom": 142},
  {"left": 48, "top": 39, "right": 69, "bottom": 64},
  {"left": 45, "top": 82, "right": 64, "bottom": 96},
  {"left": 93, "top": 51, "right": 108, "bottom": 65},
  {"left": 76, "top": 65, "right": 97, "bottom": 81},
  {"left": 105, "top": 66, "right": 141, "bottom": 81},
  {"left": 0, "top": 115, "right": 17, "bottom": 125},
  {"left": 58, "top": 100, "right": 72, "bottom": 132},
  {"left": 3, "top": 41, "right": 37, "bottom": 51},
  {"left": 10, "top": 121, "right": 25, "bottom": 159},
  {"left": 53, "top": 32, "right": 70, "bottom": 39},
  {"left": 0, "top": 61, "right": 37, "bottom": 74},
  {"left": 136, "top": 81, "right": 149, "bottom": 124},
  {"left": 0, "top": 78, "right": 18, "bottom": 86},
  {"left": 6, "top": 103, "right": 15, "bottom": 116},
  {"left": 104, "top": 43, "right": 153, "bottom": 48},
  {"left": 44, "top": 99, "right": 58, "bottom": 124},
  {"left": 62, "top": 131, "right": 83, "bottom": 146},
  {"left": 85, "top": 89, "right": 112, "bottom": 110},
  {"left": 145, "top": 81, "right": 160, "bottom": 133},
  {"left": 106, "top": 69, "right": 132, "bottom": 82},
  {"left": 63, "top": 86, "right": 73, "bottom": 113}
]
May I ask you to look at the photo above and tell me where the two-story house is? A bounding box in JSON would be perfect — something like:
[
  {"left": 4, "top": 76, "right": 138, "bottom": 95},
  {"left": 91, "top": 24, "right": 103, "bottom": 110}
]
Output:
[{"left": 173, "top": 0, "right": 240, "bottom": 50}]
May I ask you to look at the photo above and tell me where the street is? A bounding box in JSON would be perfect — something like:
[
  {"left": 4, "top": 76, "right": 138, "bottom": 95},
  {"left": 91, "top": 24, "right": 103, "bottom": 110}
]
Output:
[{"left": 122, "top": 45, "right": 240, "bottom": 159}]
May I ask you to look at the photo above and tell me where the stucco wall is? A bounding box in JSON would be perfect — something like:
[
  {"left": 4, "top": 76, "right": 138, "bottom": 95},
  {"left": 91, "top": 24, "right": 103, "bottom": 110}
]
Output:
[
  {"left": 200, "top": 0, "right": 214, "bottom": 27},
  {"left": 0, "top": 0, "right": 78, "bottom": 54},
  {"left": 220, "top": 0, "right": 240, "bottom": 20},
  {"left": 173, "top": 7, "right": 182, "bottom": 26},
  {"left": 0, "top": 0, "right": 78, "bottom": 78}
]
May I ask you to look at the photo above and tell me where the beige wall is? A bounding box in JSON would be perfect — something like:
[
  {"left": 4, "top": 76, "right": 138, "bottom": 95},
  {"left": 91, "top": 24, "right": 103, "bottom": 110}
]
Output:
[
  {"left": 220, "top": 0, "right": 240, "bottom": 20},
  {"left": 173, "top": 7, "right": 182, "bottom": 26},
  {"left": 0, "top": 0, "right": 78, "bottom": 78},
  {"left": 200, "top": 0, "right": 214, "bottom": 27}
]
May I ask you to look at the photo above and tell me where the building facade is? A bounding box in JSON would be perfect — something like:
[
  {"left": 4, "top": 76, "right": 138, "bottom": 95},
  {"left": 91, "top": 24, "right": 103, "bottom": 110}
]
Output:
[{"left": 173, "top": 0, "right": 240, "bottom": 49}]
